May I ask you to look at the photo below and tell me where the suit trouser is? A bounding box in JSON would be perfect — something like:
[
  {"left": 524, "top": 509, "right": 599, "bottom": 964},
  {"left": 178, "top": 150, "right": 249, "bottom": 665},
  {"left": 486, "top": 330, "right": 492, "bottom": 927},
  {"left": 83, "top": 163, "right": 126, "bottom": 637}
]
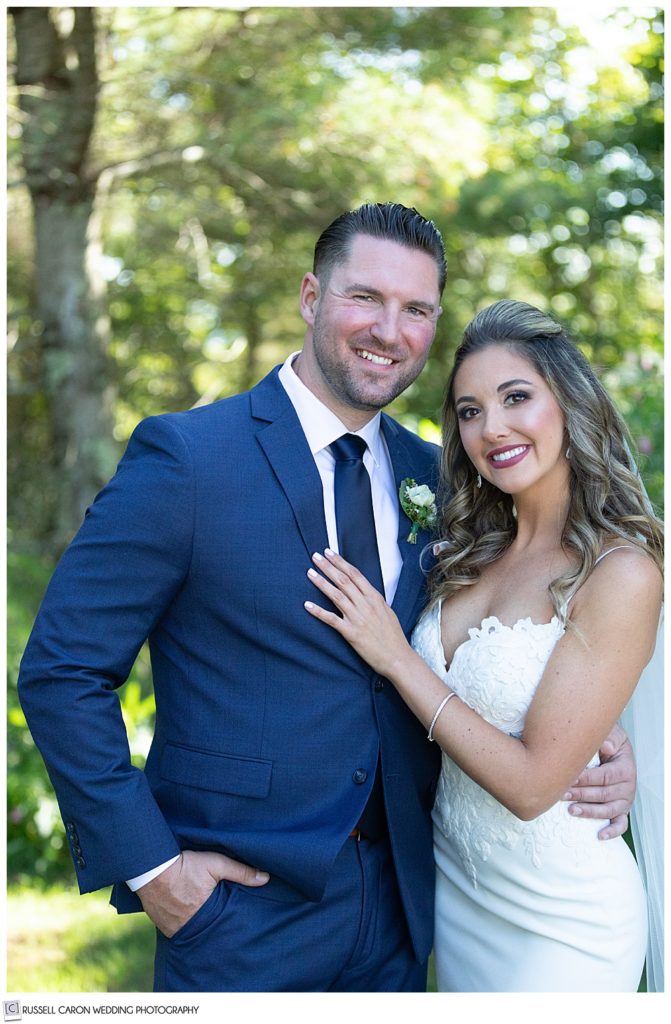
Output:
[{"left": 153, "top": 834, "right": 428, "bottom": 992}]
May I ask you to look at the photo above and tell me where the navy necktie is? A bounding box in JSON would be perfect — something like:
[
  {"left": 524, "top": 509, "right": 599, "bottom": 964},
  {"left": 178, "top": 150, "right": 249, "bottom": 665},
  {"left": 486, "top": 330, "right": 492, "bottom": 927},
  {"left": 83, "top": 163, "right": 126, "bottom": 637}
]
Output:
[
  {"left": 330, "top": 433, "right": 386, "bottom": 841},
  {"left": 330, "top": 434, "right": 384, "bottom": 596}
]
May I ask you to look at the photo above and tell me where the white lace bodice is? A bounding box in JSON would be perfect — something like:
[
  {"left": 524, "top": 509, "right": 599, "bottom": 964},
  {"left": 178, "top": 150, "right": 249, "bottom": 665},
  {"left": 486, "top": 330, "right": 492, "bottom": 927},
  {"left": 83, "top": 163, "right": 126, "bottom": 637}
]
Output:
[{"left": 412, "top": 601, "right": 602, "bottom": 887}]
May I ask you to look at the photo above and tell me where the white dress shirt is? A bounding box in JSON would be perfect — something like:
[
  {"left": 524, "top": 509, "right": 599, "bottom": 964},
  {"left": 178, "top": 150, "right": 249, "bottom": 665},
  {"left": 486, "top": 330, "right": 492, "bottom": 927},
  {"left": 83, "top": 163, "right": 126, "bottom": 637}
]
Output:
[{"left": 127, "top": 352, "right": 401, "bottom": 891}]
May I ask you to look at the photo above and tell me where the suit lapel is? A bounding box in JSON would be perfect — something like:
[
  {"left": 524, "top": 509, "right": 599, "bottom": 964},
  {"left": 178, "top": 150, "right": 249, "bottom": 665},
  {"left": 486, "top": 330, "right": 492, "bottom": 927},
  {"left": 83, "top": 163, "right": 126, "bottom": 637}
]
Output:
[
  {"left": 251, "top": 373, "right": 434, "bottom": 630},
  {"left": 382, "top": 415, "right": 436, "bottom": 631},
  {"left": 251, "top": 370, "right": 329, "bottom": 560}
]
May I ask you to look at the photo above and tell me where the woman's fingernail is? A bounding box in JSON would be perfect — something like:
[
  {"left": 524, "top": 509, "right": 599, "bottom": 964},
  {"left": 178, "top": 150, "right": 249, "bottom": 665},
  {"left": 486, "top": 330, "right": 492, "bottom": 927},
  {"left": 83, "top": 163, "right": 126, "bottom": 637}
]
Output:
[
  {"left": 256, "top": 871, "right": 270, "bottom": 882},
  {"left": 562, "top": 792, "right": 573, "bottom": 801},
  {"left": 325, "top": 548, "right": 335, "bottom": 557},
  {"left": 568, "top": 805, "right": 582, "bottom": 816},
  {"left": 313, "top": 552, "right": 324, "bottom": 561},
  {"left": 307, "top": 568, "right": 318, "bottom": 577}
]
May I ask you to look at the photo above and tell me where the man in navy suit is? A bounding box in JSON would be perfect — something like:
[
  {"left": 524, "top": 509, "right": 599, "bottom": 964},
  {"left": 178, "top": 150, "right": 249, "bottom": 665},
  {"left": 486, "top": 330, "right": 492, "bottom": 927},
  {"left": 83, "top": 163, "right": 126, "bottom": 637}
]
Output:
[{"left": 18, "top": 203, "right": 635, "bottom": 991}]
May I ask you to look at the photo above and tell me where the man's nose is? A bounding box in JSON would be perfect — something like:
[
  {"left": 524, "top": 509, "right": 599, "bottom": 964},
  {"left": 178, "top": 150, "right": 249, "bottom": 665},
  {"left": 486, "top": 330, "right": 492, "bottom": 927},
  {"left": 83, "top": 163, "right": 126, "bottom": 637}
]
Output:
[{"left": 369, "top": 303, "right": 401, "bottom": 344}]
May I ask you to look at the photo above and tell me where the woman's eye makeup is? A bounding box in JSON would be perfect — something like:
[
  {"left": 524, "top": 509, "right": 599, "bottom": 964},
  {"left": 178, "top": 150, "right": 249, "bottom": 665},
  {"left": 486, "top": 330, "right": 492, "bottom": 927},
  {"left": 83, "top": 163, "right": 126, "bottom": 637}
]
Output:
[
  {"left": 457, "top": 405, "right": 480, "bottom": 421},
  {"left": 457, "top": 390, "right": 532, "bottom": 420},
  {"left": 504, "top": 390, "right": 531, "bottom": 404}
]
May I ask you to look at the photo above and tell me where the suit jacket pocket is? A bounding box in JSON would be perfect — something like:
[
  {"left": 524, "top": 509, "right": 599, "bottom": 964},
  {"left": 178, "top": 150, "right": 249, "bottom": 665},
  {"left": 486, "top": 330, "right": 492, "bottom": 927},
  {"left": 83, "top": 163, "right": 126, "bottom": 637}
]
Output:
[{"left": 160, "top": 743, "right": 272, "bottom": 798}]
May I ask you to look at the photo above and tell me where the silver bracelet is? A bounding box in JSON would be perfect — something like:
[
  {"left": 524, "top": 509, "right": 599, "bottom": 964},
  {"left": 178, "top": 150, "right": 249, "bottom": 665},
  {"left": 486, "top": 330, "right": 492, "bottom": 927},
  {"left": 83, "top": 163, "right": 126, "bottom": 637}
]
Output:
[{"left": 427, "top": 691, "right": 458, "bottom": 742}]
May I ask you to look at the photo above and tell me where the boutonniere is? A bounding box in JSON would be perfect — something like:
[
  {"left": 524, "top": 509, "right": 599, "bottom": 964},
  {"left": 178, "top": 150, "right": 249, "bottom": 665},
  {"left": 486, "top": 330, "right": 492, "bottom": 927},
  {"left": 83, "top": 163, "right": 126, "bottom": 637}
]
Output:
[{"left": 399, "top": 478, "right": 437, "bottom": 543}]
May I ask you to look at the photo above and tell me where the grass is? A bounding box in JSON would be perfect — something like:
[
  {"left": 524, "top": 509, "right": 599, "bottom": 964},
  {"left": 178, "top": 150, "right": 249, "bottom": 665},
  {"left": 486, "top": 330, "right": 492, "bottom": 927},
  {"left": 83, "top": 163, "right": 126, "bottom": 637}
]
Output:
[{"left": 7, "top": 885, "right": 155, "bottom": 992}]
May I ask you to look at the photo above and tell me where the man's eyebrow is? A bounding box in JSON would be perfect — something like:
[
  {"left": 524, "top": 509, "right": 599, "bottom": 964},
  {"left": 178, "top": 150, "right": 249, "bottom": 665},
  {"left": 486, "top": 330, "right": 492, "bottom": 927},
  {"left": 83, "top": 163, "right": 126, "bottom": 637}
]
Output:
[
  {"left": 455, "top": 379, "right": 534, "bottom": 406},
  {"left": 342, "top": 284, "right": 437, "bottom": 313},
  {"left": 342, "top": 283, "right": 383, "bottom": 297}
]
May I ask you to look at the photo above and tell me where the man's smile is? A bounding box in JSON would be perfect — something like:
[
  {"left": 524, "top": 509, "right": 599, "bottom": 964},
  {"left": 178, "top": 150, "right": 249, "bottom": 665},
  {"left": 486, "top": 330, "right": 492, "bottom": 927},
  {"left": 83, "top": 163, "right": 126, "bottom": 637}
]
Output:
[{"left": 356, "top": 348, "right": 395, "bottom": 366}]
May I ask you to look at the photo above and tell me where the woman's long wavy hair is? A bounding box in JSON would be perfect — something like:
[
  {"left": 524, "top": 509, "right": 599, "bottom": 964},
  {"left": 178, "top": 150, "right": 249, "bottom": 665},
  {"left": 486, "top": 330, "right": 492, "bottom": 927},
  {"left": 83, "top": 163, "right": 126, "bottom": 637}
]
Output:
[{"left": 430, "top": 299, "right": 663, "bottom": 618}]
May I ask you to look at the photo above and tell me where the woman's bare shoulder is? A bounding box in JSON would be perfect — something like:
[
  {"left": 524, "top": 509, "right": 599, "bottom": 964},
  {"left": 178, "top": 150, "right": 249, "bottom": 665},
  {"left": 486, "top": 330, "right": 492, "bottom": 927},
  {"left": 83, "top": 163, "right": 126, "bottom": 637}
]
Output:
[{"left": 575, "top": 543, "right": 662, "bottom": 619}]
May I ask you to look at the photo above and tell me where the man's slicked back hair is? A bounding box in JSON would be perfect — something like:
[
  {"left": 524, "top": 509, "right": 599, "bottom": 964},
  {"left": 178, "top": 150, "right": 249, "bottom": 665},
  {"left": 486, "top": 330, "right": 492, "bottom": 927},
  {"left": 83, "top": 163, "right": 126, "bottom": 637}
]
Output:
[{"left": 313, "top": 202, "right": 447, "bottom": 295}]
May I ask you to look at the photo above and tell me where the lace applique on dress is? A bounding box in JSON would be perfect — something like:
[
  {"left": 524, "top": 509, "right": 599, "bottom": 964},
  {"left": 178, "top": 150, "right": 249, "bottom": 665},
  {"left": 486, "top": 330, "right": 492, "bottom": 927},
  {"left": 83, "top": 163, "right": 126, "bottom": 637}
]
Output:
[{"left": 412, "top": 603, "right": 600, "bottom": 888}]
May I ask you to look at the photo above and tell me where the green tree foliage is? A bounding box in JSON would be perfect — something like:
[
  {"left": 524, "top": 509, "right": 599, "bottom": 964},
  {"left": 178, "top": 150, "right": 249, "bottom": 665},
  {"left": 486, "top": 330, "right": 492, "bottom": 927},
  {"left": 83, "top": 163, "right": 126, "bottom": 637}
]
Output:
[{"left": 7, "top": 6, "right": 663, "bottom": 883}]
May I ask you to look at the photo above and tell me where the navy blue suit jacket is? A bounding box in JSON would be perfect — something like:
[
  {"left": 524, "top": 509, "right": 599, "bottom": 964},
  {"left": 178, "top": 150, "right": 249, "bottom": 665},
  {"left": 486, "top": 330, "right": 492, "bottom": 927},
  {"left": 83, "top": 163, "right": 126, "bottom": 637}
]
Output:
[{"left": 18, "top": 367, "right": 441, "bottom": 960}]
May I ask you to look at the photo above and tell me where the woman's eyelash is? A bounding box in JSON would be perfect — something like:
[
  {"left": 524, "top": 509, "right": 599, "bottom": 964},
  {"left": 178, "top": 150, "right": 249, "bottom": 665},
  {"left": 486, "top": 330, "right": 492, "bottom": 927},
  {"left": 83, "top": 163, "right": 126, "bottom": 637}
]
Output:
[{"left": 457, "top": 391, "right": 531, "bottom": 420}]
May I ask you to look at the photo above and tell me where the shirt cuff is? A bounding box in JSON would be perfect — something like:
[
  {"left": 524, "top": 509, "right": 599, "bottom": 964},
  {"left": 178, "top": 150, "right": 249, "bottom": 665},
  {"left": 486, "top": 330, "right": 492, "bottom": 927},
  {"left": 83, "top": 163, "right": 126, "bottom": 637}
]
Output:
[{"left": 126, "top": 855, "right": 180, "bottom": 891}]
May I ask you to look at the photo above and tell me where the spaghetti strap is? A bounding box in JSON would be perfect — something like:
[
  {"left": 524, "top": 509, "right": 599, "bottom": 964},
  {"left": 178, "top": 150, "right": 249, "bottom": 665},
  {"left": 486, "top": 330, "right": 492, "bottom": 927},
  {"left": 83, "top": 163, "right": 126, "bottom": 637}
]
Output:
[
  {"left": 594, "top": 544, "right": 637, "bottom": 565},
  {"left": 560, "top": 545, "right": 639, "bottom": 623}
]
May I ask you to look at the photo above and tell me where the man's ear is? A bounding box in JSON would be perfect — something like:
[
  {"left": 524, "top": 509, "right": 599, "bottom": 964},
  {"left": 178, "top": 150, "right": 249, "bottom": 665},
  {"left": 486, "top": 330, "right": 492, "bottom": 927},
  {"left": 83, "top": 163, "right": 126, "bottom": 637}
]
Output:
[{"left": 299, "top": 272, "right": 321, "bottom": 326}]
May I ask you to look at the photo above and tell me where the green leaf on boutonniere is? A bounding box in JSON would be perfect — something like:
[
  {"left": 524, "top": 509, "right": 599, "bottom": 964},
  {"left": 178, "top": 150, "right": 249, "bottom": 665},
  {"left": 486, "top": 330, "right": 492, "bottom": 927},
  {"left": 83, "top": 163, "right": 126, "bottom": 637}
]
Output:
[{"left": 399, "top": 478, "right": 437, "bottom": 543}]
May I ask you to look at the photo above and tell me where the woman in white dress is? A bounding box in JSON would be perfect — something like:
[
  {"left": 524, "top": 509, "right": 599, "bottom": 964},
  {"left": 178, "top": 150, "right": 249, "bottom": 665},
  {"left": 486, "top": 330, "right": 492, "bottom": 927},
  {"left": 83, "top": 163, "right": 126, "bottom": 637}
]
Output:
[{"left": 305, "top": 299, "right": 663, "bottom": 992}]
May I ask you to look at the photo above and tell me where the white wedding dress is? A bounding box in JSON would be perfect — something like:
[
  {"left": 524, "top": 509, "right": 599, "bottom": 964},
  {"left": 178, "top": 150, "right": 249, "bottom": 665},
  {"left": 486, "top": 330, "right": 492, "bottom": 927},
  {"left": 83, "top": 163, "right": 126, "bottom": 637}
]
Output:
[{"left": 411, "top": 598, "right": 648, "bottom": 992}]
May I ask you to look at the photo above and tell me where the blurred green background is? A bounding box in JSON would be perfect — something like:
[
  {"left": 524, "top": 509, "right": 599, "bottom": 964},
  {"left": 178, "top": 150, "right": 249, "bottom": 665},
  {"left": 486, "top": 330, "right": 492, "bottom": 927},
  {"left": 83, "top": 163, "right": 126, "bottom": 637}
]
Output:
[{"left": 7, "top": 5, "right": 663, "bottom": 991}]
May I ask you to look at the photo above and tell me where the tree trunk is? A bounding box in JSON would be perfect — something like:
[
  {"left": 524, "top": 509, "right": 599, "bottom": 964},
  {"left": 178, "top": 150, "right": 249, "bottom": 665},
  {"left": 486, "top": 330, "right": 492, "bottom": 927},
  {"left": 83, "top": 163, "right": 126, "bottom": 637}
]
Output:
[{"left": 11, "top": 7, "right": 117, "bottom": 553}]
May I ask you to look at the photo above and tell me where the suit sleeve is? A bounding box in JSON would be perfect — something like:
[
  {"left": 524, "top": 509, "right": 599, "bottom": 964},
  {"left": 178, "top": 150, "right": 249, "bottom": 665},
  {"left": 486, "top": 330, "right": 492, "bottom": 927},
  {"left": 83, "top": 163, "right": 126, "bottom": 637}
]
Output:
[{"left": 17, "top": 415, "right": 194, "bottom": 893}]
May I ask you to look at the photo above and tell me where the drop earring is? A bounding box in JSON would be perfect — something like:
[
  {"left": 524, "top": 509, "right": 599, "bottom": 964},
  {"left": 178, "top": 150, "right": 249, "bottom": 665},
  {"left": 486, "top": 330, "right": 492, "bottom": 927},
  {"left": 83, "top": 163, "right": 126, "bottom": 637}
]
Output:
[
  {"left": 565, "top": 446, "right": 571, "bottom": 460},
  {"left": 476, "top": 472, "right": 482, "bottom": 489}
]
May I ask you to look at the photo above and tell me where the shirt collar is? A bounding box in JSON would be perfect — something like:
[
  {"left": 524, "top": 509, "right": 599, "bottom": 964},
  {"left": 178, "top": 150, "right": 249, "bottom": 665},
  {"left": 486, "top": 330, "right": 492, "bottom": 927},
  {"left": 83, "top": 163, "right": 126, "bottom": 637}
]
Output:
[{"left": 278, "top": 351, "right": 383, "bottom": 466}]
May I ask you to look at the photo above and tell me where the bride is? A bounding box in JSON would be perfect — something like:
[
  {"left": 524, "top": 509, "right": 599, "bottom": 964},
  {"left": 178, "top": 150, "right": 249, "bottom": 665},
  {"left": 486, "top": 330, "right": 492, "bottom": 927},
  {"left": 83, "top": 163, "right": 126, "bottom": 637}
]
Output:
[{"left": 305, "top": 299, "right": 663, "bottom": 992}]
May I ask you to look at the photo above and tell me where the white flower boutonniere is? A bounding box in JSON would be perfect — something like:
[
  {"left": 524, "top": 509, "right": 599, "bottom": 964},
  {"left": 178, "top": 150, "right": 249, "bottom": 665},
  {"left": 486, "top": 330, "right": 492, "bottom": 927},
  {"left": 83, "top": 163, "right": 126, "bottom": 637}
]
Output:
[{"left": 399, "top": 478, "right": 437, "bottom": 543}]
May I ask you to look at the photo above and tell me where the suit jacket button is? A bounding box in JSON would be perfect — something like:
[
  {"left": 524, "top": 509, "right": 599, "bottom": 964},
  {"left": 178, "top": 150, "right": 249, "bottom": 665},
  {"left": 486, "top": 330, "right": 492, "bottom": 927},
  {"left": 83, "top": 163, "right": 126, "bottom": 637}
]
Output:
[
  {"left": 374, "top": 679, "right": 384, "bottom": 692},
  {"left": 353, "top": 769, "right": 368, "bottom": 785}
]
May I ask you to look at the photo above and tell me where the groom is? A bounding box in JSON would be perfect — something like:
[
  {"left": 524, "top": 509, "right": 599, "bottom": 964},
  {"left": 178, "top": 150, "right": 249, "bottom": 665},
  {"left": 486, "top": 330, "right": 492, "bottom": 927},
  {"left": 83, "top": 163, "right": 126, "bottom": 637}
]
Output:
[{"left": 18, "top": 203, "right": 635, "bottom": 991}]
